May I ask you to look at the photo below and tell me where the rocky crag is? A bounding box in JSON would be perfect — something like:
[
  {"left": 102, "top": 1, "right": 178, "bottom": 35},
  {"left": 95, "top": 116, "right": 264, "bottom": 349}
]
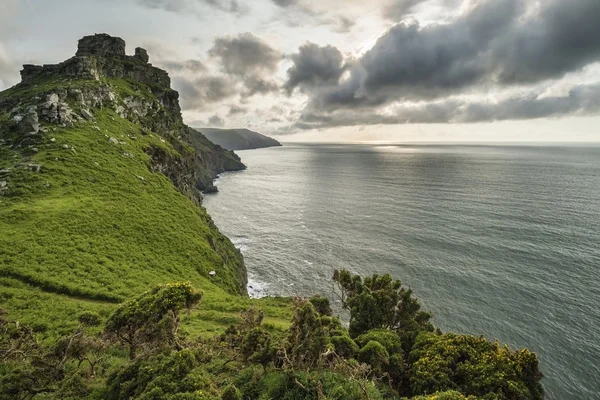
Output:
[
  {"left": 0, "top": 33, "right": 244, "bottom": 203},
  {"left": 0, "top": 34, "right": 256, "bottom": 313}
]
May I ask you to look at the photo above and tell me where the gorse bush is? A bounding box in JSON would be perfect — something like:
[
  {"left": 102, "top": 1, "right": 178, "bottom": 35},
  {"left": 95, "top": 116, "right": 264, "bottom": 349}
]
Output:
[{"left": 104, "top": 282, "right": 202, "bottom": 359}]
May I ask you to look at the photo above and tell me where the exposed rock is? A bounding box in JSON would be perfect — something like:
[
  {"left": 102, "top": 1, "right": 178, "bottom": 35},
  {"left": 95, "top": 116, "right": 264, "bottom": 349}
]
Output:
[
  {"left": 76, "top": 33, "right": 126, "bottom": 57},
  {"left": 109, "top": 137, "right": 119, "bottom": 145},
  {"left": 203, "top": 185, "right": 219, "bottom": 194},
  {"left": 134, "top": 47, "right": 149, "bottom": 64},
  {"left": 81, "top": 109, "right": 95, "bottom": 121},
  {"left": 19, "top": 107, "right": 40, "bottom": 136}
]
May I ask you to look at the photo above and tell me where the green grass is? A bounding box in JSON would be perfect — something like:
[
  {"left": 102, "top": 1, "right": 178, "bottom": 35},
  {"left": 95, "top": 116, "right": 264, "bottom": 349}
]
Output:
[{"left": 0, "top": 78, "right": 292, "bottom": 342}]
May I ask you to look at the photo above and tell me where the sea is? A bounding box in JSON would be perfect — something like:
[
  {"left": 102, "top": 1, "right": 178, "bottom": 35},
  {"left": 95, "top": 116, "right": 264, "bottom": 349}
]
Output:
[{"left": 203, "top": 143, "right": 600, "bottom": 400}]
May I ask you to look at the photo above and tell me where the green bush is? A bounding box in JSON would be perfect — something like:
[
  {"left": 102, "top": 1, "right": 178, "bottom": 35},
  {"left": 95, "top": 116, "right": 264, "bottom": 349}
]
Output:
[
  {"left": 408, "top": 333, "right": 543, "bottom": 400},
  {"left": 104, "top": 282, "right": 202, "bottom": 359},
  {"left": 221, "top": 385, "right": 242, "bottom": 400},
  {"left": 330, "top": 335, "right": 359, "bottom": 359},
  {"left": 357, "top": 340, "right": 389, "bottom": 374}
]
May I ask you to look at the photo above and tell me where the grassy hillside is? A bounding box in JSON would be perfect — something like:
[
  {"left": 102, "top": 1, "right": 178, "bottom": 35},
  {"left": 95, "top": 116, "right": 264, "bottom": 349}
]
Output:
[
  {"left": 0, "top": 51, "right": 293, "bottom": 343},
  {"left": 0, "top": 101, "right": 291, "bottom": 338}
]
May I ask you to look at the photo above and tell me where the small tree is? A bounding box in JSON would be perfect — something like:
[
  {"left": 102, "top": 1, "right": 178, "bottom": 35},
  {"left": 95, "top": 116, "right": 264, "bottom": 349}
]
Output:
[
  {"left": 333, "top": 269, "right": 433, "bottom": 341},
  {"left": 104, "top": 282, "right": 202, "bottom": 359}
]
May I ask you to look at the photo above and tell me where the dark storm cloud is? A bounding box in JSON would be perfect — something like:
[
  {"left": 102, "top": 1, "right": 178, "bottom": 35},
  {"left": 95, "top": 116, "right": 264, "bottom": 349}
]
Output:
[
  {"left": 292, "top": 82, "right": 600, "bottom": 129},
  {"left": 173, "top": 75, "right": 237, "bottom": 111},
  {"left": 209, "top": 33, "right": 282, "bottom": 77},
  {"left": 316, "top": 0, "right": 524, "bottom": 108},
  {"left": 493, "top": 0, "right": 600, "bottom": 84},
  {"left": 285, "top": 0, "right": 600, "bottom": 129},
  {"left": 284, "top": 43, "right": 347, "bottom": 94}
]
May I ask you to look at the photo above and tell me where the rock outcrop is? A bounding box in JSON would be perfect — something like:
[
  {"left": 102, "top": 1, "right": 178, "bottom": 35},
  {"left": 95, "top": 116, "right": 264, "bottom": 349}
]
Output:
[{"left": 1, "top": 33, "right": 245, "bottom": 204}]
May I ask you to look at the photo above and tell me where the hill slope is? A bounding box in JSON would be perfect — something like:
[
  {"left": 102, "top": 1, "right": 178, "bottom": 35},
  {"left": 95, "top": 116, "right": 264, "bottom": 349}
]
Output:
[
  {"left": 196, "top": 127, "right": 282, "bottom": 150},
  {"left": 0, "top": 34, "right": 291, "bottom": 336}
]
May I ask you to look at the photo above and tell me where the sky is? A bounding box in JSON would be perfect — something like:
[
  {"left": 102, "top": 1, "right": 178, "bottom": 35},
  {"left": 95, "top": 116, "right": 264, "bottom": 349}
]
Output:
[{"left": 1, "top": 0, "right": 599, "bottom": 142}]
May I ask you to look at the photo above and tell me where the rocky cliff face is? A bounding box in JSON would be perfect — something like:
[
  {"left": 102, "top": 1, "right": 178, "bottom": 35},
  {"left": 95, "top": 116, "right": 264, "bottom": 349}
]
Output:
[{"left": 1, "top": 33, "right": 245, "bottom": 204}]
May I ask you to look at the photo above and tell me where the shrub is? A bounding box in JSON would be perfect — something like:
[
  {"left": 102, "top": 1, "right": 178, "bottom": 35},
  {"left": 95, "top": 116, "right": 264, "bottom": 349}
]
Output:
[
  {"left": 333, "top": 269, "right": 433, "bottom": 343},
  {"left": 331, "top": 334, "right": 359, "bottom": 359},
  {"left": 221, "top": 385, "right": 242, "bottom": 400},
  {"left": 408, "top": 332, "right": 543, "bottom": 400},
  {"left": 104, "top": 282, "right": 202, "bottom": 359},
  {"left": 357, "top": 340, "right": 389, "bottom": 374},
  {"left": 78, "top": 310, "right": 103, "bottom": 327}
]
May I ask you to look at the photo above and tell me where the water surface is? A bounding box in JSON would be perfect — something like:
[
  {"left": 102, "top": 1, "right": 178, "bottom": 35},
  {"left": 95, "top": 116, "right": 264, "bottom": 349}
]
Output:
[{"left": 204, "top": 144, "right": 600, "bottom": 400}]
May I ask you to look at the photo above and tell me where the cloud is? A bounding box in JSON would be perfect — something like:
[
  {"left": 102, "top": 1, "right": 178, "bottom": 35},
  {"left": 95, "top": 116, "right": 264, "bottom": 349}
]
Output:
[
  {"left": 173, "top": 75, "right": 237, "bottom": 111},
  {"left": 136, "top": 0, "right": 245, "bottom": 15},
  {"left": 287, "top": 0, "right": 600, "bottom": 129},
  {"left": 270, "top": 0, "right": 356, "bottom": 33},
  {"left": 208, "top": 33, "right": 282, "bottom": 97},
  {"left": 228, "top": 104, "right": 247, "bottom": 115},
  {"left": 208, "top": 114, "right": 225, "bottom": 127},
  {"left": 493, "top": 0, "right": 600, "bottom": 84},
  {"left": 209, "top": 33, "right": 281, "bottom": 77},
  {"left": 284, "top": 43, "right": 347, "bottom": 94},
  {"left": 0, "top": 44, "right": 19, "bottom": 90},
  {"left": 382, "top": 0, "right": 429, "bottom": 21},
  {"left": 243, "top": 76, "right": 279, "bottom": 97},
  {"left": 291, "top": 82, "right": 600, "bottom": 129},
  {"left": 159, "top": 59, "right": 207, "bottom": 73}
]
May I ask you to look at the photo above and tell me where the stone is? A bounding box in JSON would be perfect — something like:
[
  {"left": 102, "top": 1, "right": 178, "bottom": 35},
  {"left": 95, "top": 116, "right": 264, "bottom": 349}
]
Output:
[
  {"left": 19, "top": 108, "right": 39, "bottom": 136},
  {"left": 0, "top": 181, "right": 7, "bottom": 188},
  {"left": 81, "top": 109, "right": 94, "bottom": 121},
  {"left": 76, "top": 34, "right": 126, "bottom": 58},
  {"left": 62, "top": 144, "right": 70, "bottom": 149},
  {"left": 109, "top": 137, "right": 119, "bottom": 145},
  {"left": 134, "top": 47, "right": 149, "bottom": 63},
  {"left": 26, "top": 164, "right": 42, "bottom": 173},
  {"left": 115, "top": 105, "right": 126, "bottom": 118},
  {"left": 209, "top": 271, "right": 216, "bottom": 277}
]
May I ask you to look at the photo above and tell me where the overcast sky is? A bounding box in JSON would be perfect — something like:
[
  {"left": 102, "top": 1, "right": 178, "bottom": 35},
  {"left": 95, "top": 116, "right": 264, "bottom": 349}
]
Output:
[{"left": 1, "top": 0, "right": 599, "bottom": 142}]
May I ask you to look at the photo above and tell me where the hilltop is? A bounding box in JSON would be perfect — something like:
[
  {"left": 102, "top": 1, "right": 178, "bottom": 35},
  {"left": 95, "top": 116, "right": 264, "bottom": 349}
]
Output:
[
  {"left": 0, "top": 33, "right": 292, "bottom": 337},
  {"left": 0, "top": 34, "right": 543, "bottom": 400},
  {"left": 195, "top": 128, "right": 282, "bottom": 151}
]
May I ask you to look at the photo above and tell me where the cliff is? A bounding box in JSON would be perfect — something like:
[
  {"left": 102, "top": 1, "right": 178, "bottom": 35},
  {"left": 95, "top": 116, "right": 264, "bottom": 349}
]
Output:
[
  {"left": 2, "top": 34, "right": 245, "bottom": 202},
  {"left": 0, "top": 34, "right": 262, "bottom": 317},
  {"left": 196, "top": 127, "right": 282, "bottom": 151}
]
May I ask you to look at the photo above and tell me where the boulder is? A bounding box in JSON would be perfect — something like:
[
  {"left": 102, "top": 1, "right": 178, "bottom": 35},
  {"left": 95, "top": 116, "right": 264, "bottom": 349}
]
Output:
[
  {"left": 19, "top": 107, "right": 39, "bottom": 136},
  {"left": 81, "top": 109, "right": 95, "bottom": 121},
  {"left": 76, "top": 34, "right": 126, "bottom": 57},
  {"left": 134, "top": 47, "right": 149, "bottom": 64}
]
